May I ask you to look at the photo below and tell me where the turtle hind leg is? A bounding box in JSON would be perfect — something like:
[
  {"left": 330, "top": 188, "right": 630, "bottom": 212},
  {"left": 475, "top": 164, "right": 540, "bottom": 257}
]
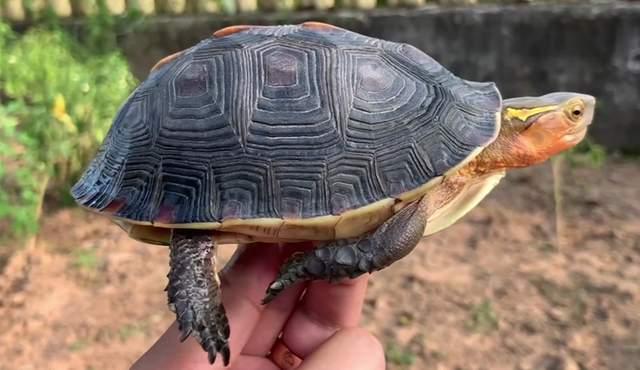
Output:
[
  {"left": 167, "top": 229, "right": 230, "bottom": 366},
  {"left": 263, "top": 197, "right": 429, "bottom": 304}
]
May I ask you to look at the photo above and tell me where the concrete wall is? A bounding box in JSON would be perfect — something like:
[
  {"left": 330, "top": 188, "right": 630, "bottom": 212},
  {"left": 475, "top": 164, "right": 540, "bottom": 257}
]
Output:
[{"left": 116, "top": 3, "right": 640, "bottom": 151}]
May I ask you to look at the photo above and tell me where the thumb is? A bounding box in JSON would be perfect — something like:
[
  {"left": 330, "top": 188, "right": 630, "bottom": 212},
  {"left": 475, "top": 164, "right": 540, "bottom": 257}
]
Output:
[{"left": 298, "top": 328, "right": 385, "bottom": 370}]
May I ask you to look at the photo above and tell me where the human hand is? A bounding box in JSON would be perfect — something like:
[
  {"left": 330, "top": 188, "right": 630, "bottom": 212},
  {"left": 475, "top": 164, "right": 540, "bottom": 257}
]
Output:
[{"left": 130, "top": 242, "right": 385, "bottom": 370}]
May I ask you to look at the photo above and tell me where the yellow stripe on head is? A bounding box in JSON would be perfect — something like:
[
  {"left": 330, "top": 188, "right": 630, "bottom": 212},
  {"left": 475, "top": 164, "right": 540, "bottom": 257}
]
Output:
[{"left": 504, "top": 105, "right": 558, "bottom": 122}]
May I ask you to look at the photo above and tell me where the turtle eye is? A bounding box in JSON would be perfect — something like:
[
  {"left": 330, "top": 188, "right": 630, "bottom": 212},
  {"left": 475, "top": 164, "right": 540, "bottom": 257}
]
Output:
[{"left": 568, "top": 103, "right": 584, "bottom": 121}]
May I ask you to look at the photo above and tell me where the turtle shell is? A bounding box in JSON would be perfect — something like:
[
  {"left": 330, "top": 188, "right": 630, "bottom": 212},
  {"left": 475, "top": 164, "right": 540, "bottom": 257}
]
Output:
[{"left": 71, "top": 23, "right": 501, "bottom": 244}]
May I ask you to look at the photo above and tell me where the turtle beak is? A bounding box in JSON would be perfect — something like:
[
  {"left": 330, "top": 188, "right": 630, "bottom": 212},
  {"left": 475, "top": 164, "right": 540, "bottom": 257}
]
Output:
[{"left": 581, "top": 94, "right": 596, "bottom": 126}]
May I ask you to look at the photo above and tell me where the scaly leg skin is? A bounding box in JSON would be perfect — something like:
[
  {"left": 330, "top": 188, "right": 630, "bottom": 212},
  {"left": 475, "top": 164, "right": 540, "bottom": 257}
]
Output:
[
  {"left": 263, "top": 196, "right": 429, "bottom": 304},
  {"left": 167, "top": 229, "right": 231, "bottom": 366}
]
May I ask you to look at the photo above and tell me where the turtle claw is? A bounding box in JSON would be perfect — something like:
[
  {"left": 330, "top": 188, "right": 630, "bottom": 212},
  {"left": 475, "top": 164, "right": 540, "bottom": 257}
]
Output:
[
  {"left": 207, "top": 344, "right": 217, "bottom": 365},
  {"left": 262, "top": 253, "right": 310, "bottom": 304},
  {"left": 264, "top": 199, "right": 428, "bottom": 304},
  {"left": 172, "top": 292, "right": 231, "bottom": 366},
  {"left": 202, "top": 330, "right": 230, "bottom": 366},
  {"left": 178, "top": 326, "right": 192, "bottom": 342},
  {"left": 220, "top": 345, "right": 231, "bottom": 366},
  {"left": 262, "top": 281, "right": 287, "bottom": 305},
  {"left": 168, "top": 230, "right": 232, "bottom": 366}
]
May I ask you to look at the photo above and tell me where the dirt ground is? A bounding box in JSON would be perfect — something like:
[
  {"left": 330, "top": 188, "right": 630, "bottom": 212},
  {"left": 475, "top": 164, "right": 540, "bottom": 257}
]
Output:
[{"left": 0, "top": 159, "right": 639, "bottom": 370}]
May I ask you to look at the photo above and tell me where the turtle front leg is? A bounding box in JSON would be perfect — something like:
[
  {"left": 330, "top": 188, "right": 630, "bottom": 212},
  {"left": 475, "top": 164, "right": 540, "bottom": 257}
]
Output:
[
  {"left": 263, "top": 196, "right": 429, "bottom": 304},
  {"left": 167, "top": 229, "right": 230, "bottom": 366}
]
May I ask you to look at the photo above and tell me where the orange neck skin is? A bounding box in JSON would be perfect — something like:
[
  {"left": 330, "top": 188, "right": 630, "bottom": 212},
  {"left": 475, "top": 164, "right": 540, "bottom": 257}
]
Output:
[{"left": 460, "top": 111, "right": 587, "bottom": 177}]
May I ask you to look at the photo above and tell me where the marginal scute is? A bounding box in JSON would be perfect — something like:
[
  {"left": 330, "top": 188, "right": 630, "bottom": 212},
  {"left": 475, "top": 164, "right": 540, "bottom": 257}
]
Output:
[
  {"left": 327, "top": 152, "right": 381, "bottom": 214},
  {"left": 274, "top": 161, "right": 328, "bottom": 218},
  {"left": 279, "top": 215, "right": 339, "bottom": 240},
  {"left": 219, "top": 218, "right": 283, "bottom": 238},
  {"left": 211, "top": 231, "right": 302, "bottom": 245},
  {"left": 128, "top": 224, "right": 172, "bottom": 245},
  {"left": 392, "top": 176, "right": 443, "bottom": 213},
  {"left": 103, "top": 198, "right": 126, "bottom": 214},
  {"left": 113, "top": 170, "right": 440, "bottom": 244},
  {"left": 334, "top": 198, "right": 395, "bottom": 239}
]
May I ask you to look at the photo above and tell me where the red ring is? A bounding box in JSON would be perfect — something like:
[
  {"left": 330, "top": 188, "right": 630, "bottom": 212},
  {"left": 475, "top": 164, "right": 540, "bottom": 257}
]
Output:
[{"left": 268, "top": 338, "right": 303, "bottom": 370}]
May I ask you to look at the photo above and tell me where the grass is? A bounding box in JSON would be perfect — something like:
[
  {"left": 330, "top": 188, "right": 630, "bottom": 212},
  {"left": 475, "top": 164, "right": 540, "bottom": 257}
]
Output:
[
  {"left": 530, "top": 277, "right": 588, "bottom": 326},
  {"left": 397, "top": 311, "right": 414, "bottom": 327},
  {"left": 118, "top": 321, "right": 150, "bottom": 341},
  {"left": 68, "top": 339, "right": 89, "bottom": 352},
  {"left": 429, "top": 350, "right": 445, "bottom": 361},
  {"left": 565, "top": 138, "right": 607, "bottom": 169},
  {"left": 70, "top": 248, "right": 105, "bottom": 285},
  {"left": 467, "top": 299, "right": 499, "bottom": 333},
  {"left": 71, "top": 248, "right": 100, "bottom": 271},
  {"left": 385, "top": 342, "right": 416, "bottom": 367},
  {"left": 536, "top": 242, "right": 558, "bottom": 254}
]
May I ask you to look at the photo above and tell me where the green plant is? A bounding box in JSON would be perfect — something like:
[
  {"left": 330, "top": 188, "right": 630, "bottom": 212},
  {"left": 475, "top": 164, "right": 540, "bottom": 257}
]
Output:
[
  {"left": 0, "top": 19, "right": 137, "bottom": 240},
  {"left": 82, "top": 0, "right": 145, "bottom": 54},
  {"left": 564, "top": 137, "right": 606, "bottom": 168},
  {"left": 217, "top": 0, "right": 237, "bottom": 14},
  {"left": 397, "top": 311, "right": 414, "bottom": 327},
  {"left": 72, "top": 248, "right": 101, "bottom": 271},
  {"left": 530, "top": 277, "right": 588, "bottom": 326},
  {"left": 118, "top": 321, "right": 150, "bottom": 341},
  {"left": 467, "top": 299, "right": 499, "bottom": 333},
  {"left": 385, "top": 342, "right": 416, "bottom": 367},
  {"left": 68, "top": 339, "right": 90, "bottom": 352}
]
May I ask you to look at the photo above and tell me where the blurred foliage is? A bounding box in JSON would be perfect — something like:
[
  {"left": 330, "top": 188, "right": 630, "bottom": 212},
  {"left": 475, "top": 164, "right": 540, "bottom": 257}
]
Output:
[
  {"left": 81, "top": 1, "right": 146, "bottom": 53},
  {"left": 68, "top": 339, "right": 90, "bottom": 352},
  {"left": 0, "top": 10, "right": 137, "bottom": 240},
  {"left": 466, "top": 299, "right": 499, "bottom": 333},
  {"left": 565, "top": 138, "right": 607, "bottom": 169},
  {"left": 118, "top": 321, "right": 151, "bottom": 341},
  {"left": 385, "top": 342, "right": 416, "bottom": 367},
  {"left": 72, "top": 248, "right": 101, "bottom": 271}
]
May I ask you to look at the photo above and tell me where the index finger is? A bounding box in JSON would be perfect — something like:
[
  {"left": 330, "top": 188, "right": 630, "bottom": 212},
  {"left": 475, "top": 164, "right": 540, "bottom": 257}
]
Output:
[{"left": 281, "top": 274, "right": 370, "bottom": 358}]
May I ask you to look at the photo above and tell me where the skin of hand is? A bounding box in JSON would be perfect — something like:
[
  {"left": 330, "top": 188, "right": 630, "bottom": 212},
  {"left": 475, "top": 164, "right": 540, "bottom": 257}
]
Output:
[{"left": 130, "top": 242, "right": 386, "bottom": 370}]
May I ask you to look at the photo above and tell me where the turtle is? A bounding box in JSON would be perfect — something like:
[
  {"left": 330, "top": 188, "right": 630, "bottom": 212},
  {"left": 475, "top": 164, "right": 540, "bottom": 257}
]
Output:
[{"left": 71, "top": 22, "right": 595, "bottom": 366}]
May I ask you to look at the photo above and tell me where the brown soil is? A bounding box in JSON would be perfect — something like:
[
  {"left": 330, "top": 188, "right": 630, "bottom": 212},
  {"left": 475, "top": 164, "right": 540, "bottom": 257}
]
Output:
[{"left": 1, "top": 160, "right": 639, "bottom": 370}]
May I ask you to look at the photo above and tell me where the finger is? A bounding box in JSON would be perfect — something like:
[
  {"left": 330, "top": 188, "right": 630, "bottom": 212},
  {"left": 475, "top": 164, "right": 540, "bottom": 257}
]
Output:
[
  {"left": 298, "top": 328, "right": 385, "bottom": 370},
  {"left": 130, "top": 322, "right": 215, "bottom": 370},
  {"left": 229, "top": 356, "right": 280, "bottom": 370},
  {"left": 242, "top": 243, "right": 317, "bottom": 356},
  {"left": 219, "top": 244, "right": 290, "bottom": 358},
  {"left": 132, "top": 330, "right": 282, "bottom": 370},
  {"left": 131, "top": 244, "right": 290, "bottom": 369},
  {"left": 282, "top": 274, "right": 369, "bottom": 358}
]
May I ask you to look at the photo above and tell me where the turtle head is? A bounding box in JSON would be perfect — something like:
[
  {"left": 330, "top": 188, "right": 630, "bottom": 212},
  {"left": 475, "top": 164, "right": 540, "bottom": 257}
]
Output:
[{"left": 481, "top": 92, "right": 596, "bottom": 169}]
